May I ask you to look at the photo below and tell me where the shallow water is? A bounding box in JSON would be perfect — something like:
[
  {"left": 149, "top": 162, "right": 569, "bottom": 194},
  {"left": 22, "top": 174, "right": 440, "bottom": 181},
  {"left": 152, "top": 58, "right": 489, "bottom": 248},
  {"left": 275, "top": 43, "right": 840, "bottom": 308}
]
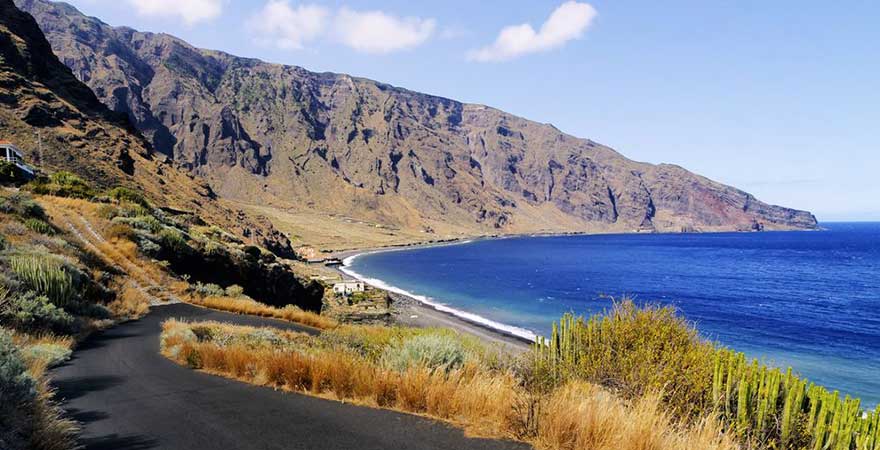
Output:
[{"left": 345, "top": 223, "right": 880, "bottom": 407}]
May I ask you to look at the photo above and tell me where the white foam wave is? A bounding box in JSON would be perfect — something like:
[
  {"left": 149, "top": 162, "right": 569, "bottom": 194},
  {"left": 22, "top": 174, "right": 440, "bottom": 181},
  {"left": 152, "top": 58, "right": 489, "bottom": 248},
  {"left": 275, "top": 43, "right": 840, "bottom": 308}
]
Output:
[{"left": 341, "top": 260, "right": 537, "bottom": 342}]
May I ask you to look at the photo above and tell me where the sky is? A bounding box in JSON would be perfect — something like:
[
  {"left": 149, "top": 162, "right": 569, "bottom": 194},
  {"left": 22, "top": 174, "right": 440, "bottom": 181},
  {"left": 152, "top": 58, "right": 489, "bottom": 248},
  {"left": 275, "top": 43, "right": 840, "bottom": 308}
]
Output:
[{"left": 61, "top": 0, "right": 879, "bottom": 221}]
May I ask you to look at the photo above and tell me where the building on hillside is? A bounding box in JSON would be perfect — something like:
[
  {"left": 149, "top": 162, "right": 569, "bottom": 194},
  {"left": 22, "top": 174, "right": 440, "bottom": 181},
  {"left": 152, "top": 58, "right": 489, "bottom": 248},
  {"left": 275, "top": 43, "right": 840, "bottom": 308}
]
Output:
[
  {"left": 333, "top": 281, "right": 365, "bottom": 296},
  {"left": 0, "top": 141, "right": 36, "bottom": 179}
]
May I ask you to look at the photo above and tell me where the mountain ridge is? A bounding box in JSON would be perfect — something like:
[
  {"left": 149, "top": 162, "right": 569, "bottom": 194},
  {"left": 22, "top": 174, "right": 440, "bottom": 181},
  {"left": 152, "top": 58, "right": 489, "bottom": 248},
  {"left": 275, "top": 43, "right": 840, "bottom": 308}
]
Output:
[
  {"left": 15, "top": 0, "right": 818, "bottom": 237},
  {"left": 0, "top": 0, "right": 295, "bottom": 255}
]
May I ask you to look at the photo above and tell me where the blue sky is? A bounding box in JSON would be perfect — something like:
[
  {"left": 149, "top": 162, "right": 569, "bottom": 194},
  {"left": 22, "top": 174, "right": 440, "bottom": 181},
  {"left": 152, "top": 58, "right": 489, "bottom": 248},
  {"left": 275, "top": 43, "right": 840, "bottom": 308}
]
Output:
[{"left": 62, "top": 0, "right": 879, "bottom": 220}]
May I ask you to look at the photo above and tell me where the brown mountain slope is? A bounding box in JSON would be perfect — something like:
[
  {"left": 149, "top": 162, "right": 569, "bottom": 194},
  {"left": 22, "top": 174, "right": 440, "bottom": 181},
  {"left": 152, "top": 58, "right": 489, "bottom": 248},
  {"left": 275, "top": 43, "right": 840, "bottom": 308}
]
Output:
[
  {"left": 16, "top": 0, "right": 818, "bottom": 236},
  {"left": 0, "top": 0, "right": 293, "bottom": 255}
]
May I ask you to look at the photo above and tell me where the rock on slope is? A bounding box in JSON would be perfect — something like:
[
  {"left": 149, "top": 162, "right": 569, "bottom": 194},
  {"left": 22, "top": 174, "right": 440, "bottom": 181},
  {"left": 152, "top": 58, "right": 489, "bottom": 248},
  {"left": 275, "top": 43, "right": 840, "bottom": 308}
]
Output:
[
  {"left": 0, "top": 0, "right": 293, "bottom": 254},
  {"left": 16, "top": 0, "right": 817, "bottom": 234}
]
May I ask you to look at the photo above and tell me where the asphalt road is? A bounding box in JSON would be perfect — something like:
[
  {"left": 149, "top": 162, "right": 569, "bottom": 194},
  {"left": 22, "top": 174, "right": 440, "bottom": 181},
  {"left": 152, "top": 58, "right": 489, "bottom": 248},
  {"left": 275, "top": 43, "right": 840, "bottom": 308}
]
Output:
[{"left": 51, "top": 303, "right": 531, "bottom": 450}]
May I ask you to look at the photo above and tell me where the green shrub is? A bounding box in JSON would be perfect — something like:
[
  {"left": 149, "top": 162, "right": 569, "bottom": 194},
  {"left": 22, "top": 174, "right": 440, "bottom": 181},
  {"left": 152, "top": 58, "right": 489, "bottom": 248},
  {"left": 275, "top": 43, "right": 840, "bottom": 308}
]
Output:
[
  {"left": 533, "top": 300, "right": 716, "bottom": 417},
  {"left": 23, "top": 218, "right": 54, "bottom": 235},
  {"left": 96, "top": 204, "right": 120, "bottom": 220},
  {"left": 193, "top": 282, "right": 225, "bottom": 297},
  {"left": 106, "top": 222, "right": 135, "bottom": 241},
  {"left": 0, "top": 328, "right": 37, "bottom": 450},
  {"left": 224, "top": 285, "right": 245, "bottom": 298},
  {"left": 106, "top": 186, "right": 150, "bottom": 208},
  {"left": 0, "top": 291, "right": 75, "bottom": 333},
  {"left": 21, "top": 343, "right": 72, "bottom": 368},
  {"left": 158, "top": 228, "right": 189, "bottom": 253},
  {"left": 0, "top": 192, "right": 46, "bottom": 219},
  {"left": 119, "top": 203, "right": 151, "bottom": 218},
  {"left": 381, "top": 333, "right": 470, "bottom": 373},
  {"left": 6, "top": 252, "right": 79, "bottom": 307},
  {"left": 534, "top": 302, "right": 880, "bottom": 449},
  {"left": 0, "top": 160, "right": 21, "bottom": 183},
  {"left": 68, "top": 302, "right": 111, "bottom": 320},
  {"left": 29, "top": 171, "right": 95, "bottom": 199},
  {"left": 113, "top": 215, "right": 162, "bottom": 234}
]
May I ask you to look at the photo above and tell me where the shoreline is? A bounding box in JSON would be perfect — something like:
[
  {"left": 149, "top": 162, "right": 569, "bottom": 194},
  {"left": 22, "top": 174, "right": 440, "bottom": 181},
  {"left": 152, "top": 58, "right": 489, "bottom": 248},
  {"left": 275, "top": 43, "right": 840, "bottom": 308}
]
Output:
[
  {"left": 327, "top": 226, "right": 824, "bottom": 352},
  {"left": 336, "top": 250, "right": 534, "bottom": 351},
  {"left": 328, "top": 238, "right": 537, "bottom": 351}
]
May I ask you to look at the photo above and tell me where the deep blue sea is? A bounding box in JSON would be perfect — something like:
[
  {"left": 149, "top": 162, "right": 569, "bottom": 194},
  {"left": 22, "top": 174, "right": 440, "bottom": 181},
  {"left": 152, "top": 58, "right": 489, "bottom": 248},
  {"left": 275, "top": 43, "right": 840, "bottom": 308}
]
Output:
[{"left": 344, "top": 223, "right": 880, "bottom": 408}]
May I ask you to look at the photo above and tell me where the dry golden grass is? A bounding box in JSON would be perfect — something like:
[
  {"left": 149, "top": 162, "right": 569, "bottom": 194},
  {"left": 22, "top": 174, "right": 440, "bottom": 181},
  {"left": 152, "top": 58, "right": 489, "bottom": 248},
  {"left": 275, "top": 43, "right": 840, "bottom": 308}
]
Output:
[
  {"left": 9, "top": 332, "right": 80, "bottom": 450},
  {"left": 11, "top": 331, "right": 75, "bottom": 350},
  {"left": 535, "top": 382, "right": 736, "bottom": 450},
  {"left": 161, "top": 320, "right": 739, "bottom": 450},
  {"left": 188, "top": 295, "right": 337, "bottom": 330},
  {"left": 107, "top": 283, "right": 151, "bottom": 319},
  {"left": 28, "top": 377, "right": 80, "bottom": 450}
]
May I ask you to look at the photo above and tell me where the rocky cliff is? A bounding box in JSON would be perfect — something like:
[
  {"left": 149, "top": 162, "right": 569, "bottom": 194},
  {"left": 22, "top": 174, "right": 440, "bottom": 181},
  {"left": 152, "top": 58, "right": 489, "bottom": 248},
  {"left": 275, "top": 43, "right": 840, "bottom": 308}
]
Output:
[
  {"left": 15, "top": 0, "right": 818, "bottom": 235},
  {"left": 0, "top": 0, "right": 294, "bottom": 254}
]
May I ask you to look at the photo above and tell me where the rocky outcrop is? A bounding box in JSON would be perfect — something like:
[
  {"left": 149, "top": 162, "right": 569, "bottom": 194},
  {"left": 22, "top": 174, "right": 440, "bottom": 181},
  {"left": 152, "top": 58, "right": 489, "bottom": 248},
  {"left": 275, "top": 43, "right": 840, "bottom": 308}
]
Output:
[
  {"left": 16, "top": 0, "right": 818, "bottom": 234},
  {"left": 0, "top": 0, "right": 294, "bottom": 254}
]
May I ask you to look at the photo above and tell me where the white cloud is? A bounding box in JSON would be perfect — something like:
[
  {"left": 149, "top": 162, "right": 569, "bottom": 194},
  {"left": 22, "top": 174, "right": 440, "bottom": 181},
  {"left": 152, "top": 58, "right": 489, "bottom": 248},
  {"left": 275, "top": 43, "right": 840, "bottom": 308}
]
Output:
[
  {"left": 127, "top": 0, "right": 223, "bottom": 25},
  {"left": 468, "top": 1, "right": 597, "bottom": 62},
  {"left": 247, "top": 1, "right": 329, "bottom": 50},
  {"left": 246, "top": 2, "right": 435, "bottom": 54},
  {"left": 333, "top": 8, "right": 436, "bottom": 54}
]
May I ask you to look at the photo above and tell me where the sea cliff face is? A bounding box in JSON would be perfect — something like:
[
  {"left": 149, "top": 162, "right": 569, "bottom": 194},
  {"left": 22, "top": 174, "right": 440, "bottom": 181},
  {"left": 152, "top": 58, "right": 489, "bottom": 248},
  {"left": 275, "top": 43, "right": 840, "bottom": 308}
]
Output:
[{"left": 15, "top": 0, "right": 818, "bottom": 235}]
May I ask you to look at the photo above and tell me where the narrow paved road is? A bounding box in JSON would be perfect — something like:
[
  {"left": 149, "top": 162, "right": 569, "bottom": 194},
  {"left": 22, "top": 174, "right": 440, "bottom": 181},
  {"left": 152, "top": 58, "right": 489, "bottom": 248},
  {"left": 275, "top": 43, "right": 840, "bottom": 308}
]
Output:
[{"left": 52, "top": 304, "right": 531, "bottom": 450}]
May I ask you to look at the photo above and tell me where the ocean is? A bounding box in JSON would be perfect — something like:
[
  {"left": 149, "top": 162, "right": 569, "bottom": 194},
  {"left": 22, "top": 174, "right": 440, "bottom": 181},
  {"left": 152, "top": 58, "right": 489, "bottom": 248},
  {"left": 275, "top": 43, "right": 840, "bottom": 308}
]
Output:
[{"left": 342, "top": 223, "right": 880, "bottom": 407}]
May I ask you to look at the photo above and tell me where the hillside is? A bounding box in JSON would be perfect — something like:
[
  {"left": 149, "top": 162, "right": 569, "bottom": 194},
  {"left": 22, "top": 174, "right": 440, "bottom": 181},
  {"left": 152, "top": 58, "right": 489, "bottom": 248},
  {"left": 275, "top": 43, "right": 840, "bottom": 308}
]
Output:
[
  {"left": 16, "top": 0, "right": 817, "bottom": 242},
  {"left": 0, "top": 0, "right": 294, "bottom": 255}
]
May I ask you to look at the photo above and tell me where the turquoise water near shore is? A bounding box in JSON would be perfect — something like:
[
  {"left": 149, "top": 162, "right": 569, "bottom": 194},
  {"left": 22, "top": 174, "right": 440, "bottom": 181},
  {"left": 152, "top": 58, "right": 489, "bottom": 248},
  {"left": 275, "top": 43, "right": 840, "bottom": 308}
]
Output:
[{"left": 343, "top": 223, "right": 880, "bottom": 407}]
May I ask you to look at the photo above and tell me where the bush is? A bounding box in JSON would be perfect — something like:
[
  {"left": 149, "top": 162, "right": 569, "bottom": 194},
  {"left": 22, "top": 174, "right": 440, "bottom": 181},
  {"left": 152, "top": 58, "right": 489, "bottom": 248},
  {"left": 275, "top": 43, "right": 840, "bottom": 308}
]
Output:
[
  {"left": 533, "top": 301, "right": 716, "bottom": 418},
  {"left": 381, "top": 333, "right": 470, "bottom": 373},
  {"left": 0, "top": 192, "right": 46, "bottom": 219},
  {"left": 193, "top": 282, "right": 225, "bottom": 297},
  {"left": 533, "top": 301, "right": 880, "bottom": 449},
  {"left": 21, "top": 343, "right": 72, "bottom": 368},
  {"left": 224, "top": 285, "right": 245, "bottom": 298},
  {"left": 96, "top": 204, "right": 120, "bottom": 220},
  {"left": 0, "top": 328, "right": 37, "bottom": 450},
  {"left": 118, "top": 203, "right": 150, "bottom": 218},
  {"left": 0, "top": 160, "right": 22, "bottom": 183},
  {"left": 106, "top": 187, "right": 150, "bottom": 208},
  {"left": 23, "top": 219, "right": 54, "bottom": 236},
  {"left": 113, "top": 215, "right": 162, "bottom": 234},
  {"left": 106, "top": 222, "right": 135, "bottom": 241},
  {"left": 6, "top": 252, "right": 80, "bottom": 307},
  {"left": 0, "top": 291, "right": 76, "bottom": 334},
  {"left": 158, "top": 228, "right": 189, "bottom": 253},
  {"left": 29, "top": 171, "right": 95, "bottom": 199}
]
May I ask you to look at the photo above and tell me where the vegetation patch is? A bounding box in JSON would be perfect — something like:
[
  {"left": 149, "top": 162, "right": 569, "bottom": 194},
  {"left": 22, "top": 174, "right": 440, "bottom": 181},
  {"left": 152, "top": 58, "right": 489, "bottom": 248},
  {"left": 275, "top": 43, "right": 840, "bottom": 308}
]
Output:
[
  {"left": 28, "top": 171, "right": 95, "bottom": 200},
  {"left": 534, "top": 301, "right": 880, "bottom": 449},
  {"left": 187, "top": 295, "right": 337, "bottom": 330},
  {"left": 161, "top": 319, "right": 737, "bottom": 450}
]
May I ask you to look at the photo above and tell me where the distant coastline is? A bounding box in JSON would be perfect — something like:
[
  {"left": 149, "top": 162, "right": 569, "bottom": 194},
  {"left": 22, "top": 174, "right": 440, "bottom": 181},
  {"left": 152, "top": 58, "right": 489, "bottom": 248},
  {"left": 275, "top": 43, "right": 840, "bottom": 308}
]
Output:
[
  {"left": 332, "top": 227, "right": 825, "bottom": 347},
  {"left": 338, "top": 246, "right": 537, "bottom": 346}
]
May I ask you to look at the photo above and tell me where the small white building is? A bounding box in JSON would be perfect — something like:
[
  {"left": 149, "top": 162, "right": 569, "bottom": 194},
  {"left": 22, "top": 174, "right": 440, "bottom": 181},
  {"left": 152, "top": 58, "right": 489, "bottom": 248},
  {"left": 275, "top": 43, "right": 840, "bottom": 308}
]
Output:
[
  {"left": 333, "top": 281, "right": 365, "bottom": 296},
  {"left": 0, "top": 141, "right": 35, "bottom": 178}
]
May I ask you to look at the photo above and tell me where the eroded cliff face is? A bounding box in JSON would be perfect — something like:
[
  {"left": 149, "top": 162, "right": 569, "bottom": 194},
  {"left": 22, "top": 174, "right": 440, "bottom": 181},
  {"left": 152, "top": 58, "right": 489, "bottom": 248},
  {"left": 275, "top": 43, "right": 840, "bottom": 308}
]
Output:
[
  {"left": 16, "top": 0, "right": 818, "bottom": 235},
  {"left": 0, "top": 0, "right": 294, "bottom": 255}
]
